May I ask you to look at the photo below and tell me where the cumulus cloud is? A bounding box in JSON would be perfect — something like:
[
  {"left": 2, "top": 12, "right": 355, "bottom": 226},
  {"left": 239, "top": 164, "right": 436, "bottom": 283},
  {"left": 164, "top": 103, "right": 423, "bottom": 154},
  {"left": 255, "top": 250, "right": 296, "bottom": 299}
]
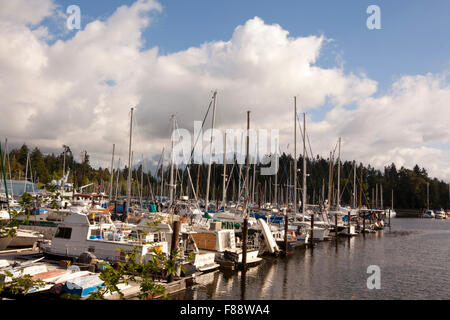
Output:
[{"left": 0, "top": 0, "right": 449, "bottom": 181}]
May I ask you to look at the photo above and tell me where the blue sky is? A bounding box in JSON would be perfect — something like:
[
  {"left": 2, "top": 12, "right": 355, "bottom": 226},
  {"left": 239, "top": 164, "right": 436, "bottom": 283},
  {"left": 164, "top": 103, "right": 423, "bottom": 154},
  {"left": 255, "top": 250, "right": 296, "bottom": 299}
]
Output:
[
  {"left": 51, "top": 0, "right": 450, "bottom": 92},
  {"left": 2, "top": 0, "right": 449, "bottom": 179},
  {"left": 46, "top": 0, "right": 450, "bottom": 125}
]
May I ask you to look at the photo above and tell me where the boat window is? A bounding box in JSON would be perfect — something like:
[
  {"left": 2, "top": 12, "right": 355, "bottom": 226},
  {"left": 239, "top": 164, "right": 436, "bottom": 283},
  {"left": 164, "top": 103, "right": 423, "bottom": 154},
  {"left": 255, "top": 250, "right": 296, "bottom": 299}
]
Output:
[{"left": 55, "top": 227, "right": 72, "bottom": 239}]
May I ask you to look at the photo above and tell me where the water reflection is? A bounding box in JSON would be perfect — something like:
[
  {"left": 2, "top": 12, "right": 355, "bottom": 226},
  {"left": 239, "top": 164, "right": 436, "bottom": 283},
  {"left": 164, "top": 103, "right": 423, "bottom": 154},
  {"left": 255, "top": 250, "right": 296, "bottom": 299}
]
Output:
[{"left": 179, "top": 219, "right": 450, "bottom": 300}]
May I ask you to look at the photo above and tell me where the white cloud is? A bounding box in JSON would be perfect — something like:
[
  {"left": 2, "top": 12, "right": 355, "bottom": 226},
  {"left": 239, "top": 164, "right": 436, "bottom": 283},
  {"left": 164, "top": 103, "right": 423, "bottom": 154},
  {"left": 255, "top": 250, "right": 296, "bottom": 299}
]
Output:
[
  {"left": 0, "top": 0, "right": 55, "bottom": 26},
  {"left": 0, "top": 0, "right": 449, "bottom": 181}
]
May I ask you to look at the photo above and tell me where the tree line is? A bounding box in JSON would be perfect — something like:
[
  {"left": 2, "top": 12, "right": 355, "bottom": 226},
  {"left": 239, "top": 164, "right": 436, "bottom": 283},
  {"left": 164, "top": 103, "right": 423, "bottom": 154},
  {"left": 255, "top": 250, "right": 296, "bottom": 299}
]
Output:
[{"left": 2, "top": 144, "right": 449, "bottom": 210}]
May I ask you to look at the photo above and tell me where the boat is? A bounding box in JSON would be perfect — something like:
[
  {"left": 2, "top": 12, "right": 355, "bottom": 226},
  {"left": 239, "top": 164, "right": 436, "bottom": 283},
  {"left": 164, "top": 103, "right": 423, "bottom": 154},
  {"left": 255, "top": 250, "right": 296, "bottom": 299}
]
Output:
[
  {"left": 40, "top": 210, "right": 169, "bottom": 263},
  {"left": 0, "top": 236, "right": 12, "bottom": 251},
  {"left": 385, "top": 208, "right": 397, "bottom": 218},
  {"left": 8, "top": 229, "right": 44, "bottom": 247},
  {"left": 423, "top": 210, "right": 435, "bottom": 218},
  {"left": 434, "top": 209, "right": 446, "bottom": 219}
]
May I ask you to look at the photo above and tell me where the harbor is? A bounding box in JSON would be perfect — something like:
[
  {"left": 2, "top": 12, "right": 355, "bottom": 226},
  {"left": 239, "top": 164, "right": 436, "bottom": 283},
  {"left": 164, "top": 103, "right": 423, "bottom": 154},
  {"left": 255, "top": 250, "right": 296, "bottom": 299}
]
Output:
[{"left": 1, "top": 0, "right": 450, "bottom": 304}]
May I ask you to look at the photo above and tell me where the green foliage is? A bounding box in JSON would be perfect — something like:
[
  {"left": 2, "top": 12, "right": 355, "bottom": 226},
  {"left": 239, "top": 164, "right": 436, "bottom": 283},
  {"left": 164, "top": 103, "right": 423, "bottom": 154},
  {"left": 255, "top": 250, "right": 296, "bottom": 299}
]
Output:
[{"left": 0, "top": 270, "right": 46, "bottom": 297}]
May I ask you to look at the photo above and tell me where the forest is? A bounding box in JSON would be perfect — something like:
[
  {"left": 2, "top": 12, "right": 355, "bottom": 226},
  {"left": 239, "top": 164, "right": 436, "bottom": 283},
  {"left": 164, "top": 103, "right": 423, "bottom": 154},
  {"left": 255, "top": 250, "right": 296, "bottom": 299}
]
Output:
[{"left": 2, "top": 143, "right": 449, "bottom": 210}]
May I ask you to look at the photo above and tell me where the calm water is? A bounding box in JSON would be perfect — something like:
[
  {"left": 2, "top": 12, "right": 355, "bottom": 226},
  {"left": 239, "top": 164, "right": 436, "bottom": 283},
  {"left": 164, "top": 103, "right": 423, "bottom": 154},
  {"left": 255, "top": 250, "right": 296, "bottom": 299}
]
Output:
[{"left": 175, "top": 218, "right": 450, "bottom": 300}]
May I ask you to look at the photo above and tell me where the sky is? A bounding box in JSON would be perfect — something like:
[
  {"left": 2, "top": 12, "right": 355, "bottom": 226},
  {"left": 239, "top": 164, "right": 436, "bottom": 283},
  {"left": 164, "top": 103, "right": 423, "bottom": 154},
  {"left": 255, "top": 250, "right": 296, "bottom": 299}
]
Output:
[{"left": 0, "top": 0, "right": 449, "bottom": 181}]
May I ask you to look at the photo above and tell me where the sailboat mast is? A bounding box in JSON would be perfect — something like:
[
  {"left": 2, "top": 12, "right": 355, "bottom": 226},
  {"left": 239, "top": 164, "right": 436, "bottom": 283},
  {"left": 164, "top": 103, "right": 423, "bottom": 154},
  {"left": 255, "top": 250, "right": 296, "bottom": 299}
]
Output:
[
  {"left": 140, "top": 153, "right": 144, "bottom": 207},
  {"left": 222, "top": 132, "right": 227, "bottom": 207},
  {"left": 337, "top": 137, "right": 341, "bottom": 208},
  {"left": 109, "top": 144, "right": 115, "bottom": 199},
  {"left": 169, "top": 115, "right": 176, "bottom": 206},
  {"left": 294, "top": 97, "right": 298, "bottom": 220},
  {"left": 24, "top": 153, "right": 29, "bottom": 193},
  {"left": 160, "top": 148, "right": 164, "bottom": 198},
  {"left": 302, "top": 112, "right": 307, "bottom": 222},
  {"left": 0, "top": 142, "right": 10, "bottom": 214},
  {"left": 126, "top": 107, "right": 134, "bottom": 216},
  {"left": 205, "top": 91, "right": 217, "bottom": 209},
  {"left": 353, "top": 160, "right": 356, "bottom": 208},
  {"left": 327, "top": 151, "right": 333, "bottom": 210}
]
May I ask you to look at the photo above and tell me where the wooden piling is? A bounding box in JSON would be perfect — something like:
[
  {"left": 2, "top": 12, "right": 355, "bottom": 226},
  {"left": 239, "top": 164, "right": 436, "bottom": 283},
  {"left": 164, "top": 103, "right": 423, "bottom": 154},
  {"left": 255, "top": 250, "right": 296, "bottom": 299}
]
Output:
[
  {"left": 242, "top": 216, "right": 248, "bottom": 269},
  {"left": 310, "top": 212, "right": 314, "bottom": 247},
  {"left": 168, "top": 220, "right": 181, "bottom": 283},
  {"left": 284, "top": 208, "right": 288, "bottom": 255},
  {"left": 334, "top": 211, "right": 338, "bottom": 238},
  {"left": 389, "top": 208, "right": 391, "bottom": 227},
  {"left": 347, "top": 210, "right": 351, "bottom": 235},
  {"left": 363, "top": 213, "right": 366, "bottom": 234}
]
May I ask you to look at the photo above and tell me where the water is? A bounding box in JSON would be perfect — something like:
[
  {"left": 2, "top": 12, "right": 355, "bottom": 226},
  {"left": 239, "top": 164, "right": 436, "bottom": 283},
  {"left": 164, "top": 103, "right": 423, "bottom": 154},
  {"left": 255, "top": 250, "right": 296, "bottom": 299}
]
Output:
[{"left": 175, "top": 218, "right": 450, "bottom": 300}]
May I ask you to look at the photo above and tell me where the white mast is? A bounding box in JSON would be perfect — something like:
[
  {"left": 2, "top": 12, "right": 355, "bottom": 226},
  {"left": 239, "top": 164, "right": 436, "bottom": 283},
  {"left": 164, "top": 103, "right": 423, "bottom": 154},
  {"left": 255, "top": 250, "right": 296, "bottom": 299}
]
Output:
[
  {"left": 353, "top": 160, "right": 356, "bottom": 208},
  {"left": 294, "top": 97, "right": 298, "bottom": 220},
  {"left": 302, "top": 112, "right": 307, "bottom": 222},
  {"left": 205, "top": 91, "right": 217, "bottom": 210},
  {"left": 140, "top": 153, "right": 144, "bottom": 207},
  {"left": 126, "top": 107, "right": 134, "bottom": 215},
  {"left": 222, "top": 132, "right": 227, "bottom": 207},
  {"left": 337, "top": 137, "right": 341, "bottom": 208},
  {"left": 109, "top": 144, "right": 115, "bottom": 199},
  {"left": 24, "top": 152, "right": 29, "bottom": 193},
  {"left": 169, "top": 115, "right": 176, "bottom": 206}
]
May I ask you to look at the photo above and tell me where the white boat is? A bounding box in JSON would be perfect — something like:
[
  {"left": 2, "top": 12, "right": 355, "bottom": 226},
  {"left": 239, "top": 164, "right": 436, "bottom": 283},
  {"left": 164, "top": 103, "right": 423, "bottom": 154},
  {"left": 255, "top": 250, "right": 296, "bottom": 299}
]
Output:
[
  {"left": 0, "top": 236, "right": 12, "bottom": 251},
  {"left": 40, "top": 210, "right": 169, "bottom": 263},
  {"left": 385, "top": 208, "right": 397, "bottom": 218},
  {"left": 434, "top": 209, "right": 446, "bottom": 219},
  {"left": 291, "top": 221, "right": 330, "bottom": 241},
  {"left": 8, "top": 229, "right": 44, "bottom": 247},
  {"left": 423, "top": 210, "right": 435, "bottom": 218}
]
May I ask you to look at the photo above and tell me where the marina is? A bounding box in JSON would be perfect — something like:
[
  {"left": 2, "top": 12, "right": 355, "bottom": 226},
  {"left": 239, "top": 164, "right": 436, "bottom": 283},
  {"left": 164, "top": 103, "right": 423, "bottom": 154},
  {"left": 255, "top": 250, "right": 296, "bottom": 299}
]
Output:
[{"left": 0, "top": 0, "right": 449, "bottom": 305}]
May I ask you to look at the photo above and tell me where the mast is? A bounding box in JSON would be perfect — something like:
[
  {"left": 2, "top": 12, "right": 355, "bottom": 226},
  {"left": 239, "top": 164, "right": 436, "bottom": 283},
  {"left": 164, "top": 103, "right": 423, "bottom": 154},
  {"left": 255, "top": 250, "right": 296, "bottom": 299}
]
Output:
[
  {"left": 359, "top": 167, "right": 363, "bottom": 209},
  {"left": 391, "top": 189, "right": 394, "bottom": 210},
  {"left": 63, "top": 148, "right": 66, "bottom": 180},
  {"left": 196, "top": 163, "right": 200, "bottom": 200},
  {"left": 274, "top": 161, "right": 278, "bottom": 206},
  {"left": 337, "top": 137, "right": 341, "bottom": 208},
  {"left": 115, "top": 158, "right": 120, "bottom": 200},
  {"left": 140, "top": 153, "right": 144, "bottom": 207},
  {"left": 109, "top": 144, "right": 115, "bottom": 199},
  {"left": 0, "top": 142, "right": 10, "bottom": 214},
  {"left": 353, "top": 160, "right": 356, "bottom": 208},
  {"left": 222, "top": 132, "right": 227, "bottom": 207},
  {"left": 294, "top": 97, "right": 298, "bottom": 219},
  {"left": 380, "top": 184, "right": 383, "bottom": 209},
  {"left": 169, "top": 115, "right": 176, "bottom": 206},
  {"left": 205, "top": 91, "right": 217, "bottom": 210},
  {"left": 327, "top": 151, "right": 333, "bottom": 210},
  {"left": 24, "top": 152, "right": 29, "bottom": 193},
  {"left": 427, "top": 182, "right": 429, "bottom": 210},
  {"left": 126, "top": 107, "right": 134, "bottom": 216},
  {"left": 160, "top": 148, "right": 165, "bottom": 199},
  {"left": 302, "top": 112, "right": 307, "bottom": 222},
  {"left": 252, "top": 163, "right": 256, "bottom": 205},
  {"left": 242, "top": 110, "right": 251, "bottom": 269}
]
